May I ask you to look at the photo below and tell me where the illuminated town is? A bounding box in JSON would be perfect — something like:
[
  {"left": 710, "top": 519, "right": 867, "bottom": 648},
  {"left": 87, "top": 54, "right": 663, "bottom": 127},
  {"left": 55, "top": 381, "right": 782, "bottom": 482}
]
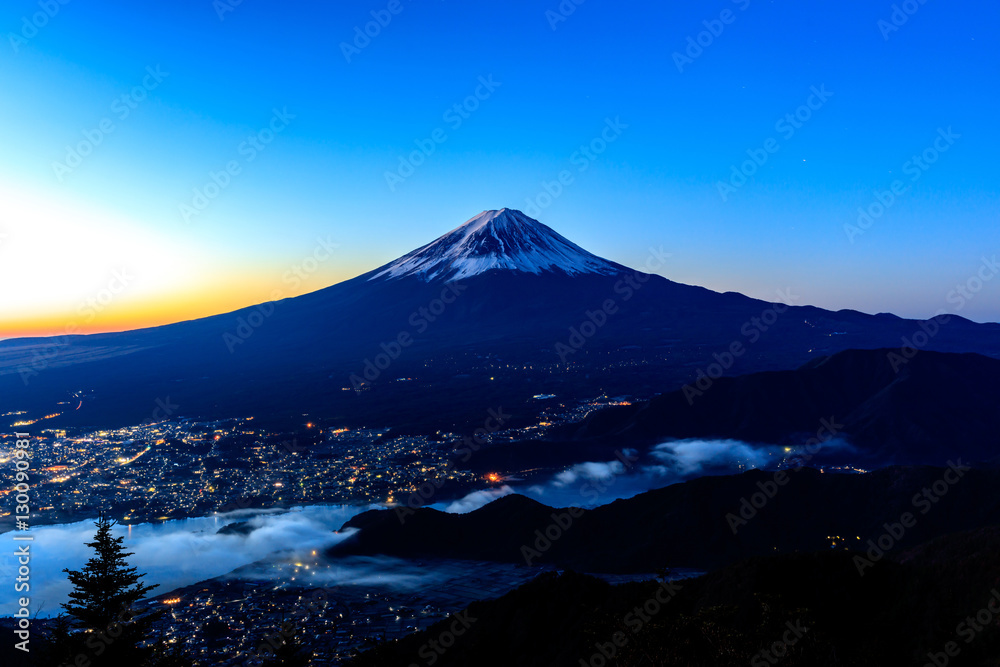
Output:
[
  {"left": 0, "top": 394, "right": 660, "bottom": 665},
  {"left": 0, "top": 394, "right": 638, "bottom": 529}
]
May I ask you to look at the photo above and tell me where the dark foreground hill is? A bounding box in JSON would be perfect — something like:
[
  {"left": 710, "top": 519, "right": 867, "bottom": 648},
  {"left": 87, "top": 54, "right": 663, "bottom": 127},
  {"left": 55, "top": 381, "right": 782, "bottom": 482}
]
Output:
[
  {"left": 331, "top": 465, "right": 1000, "bottom": 572},
  {"left": 346, "top": 524, "right": 1000, "bottom": 667}
]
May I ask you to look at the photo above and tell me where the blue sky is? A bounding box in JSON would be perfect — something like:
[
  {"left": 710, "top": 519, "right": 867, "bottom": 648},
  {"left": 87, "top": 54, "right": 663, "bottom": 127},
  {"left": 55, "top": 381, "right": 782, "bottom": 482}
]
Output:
[{"left": 1, "top": 0, "right": 998, "bottom": 335}]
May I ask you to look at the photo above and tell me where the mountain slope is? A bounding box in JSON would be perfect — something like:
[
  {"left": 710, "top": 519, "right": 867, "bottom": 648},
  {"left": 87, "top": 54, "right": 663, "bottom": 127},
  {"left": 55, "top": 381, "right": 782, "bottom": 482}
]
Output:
[{"left": 1, "top": 209, "right": 998, "bottom": 432}]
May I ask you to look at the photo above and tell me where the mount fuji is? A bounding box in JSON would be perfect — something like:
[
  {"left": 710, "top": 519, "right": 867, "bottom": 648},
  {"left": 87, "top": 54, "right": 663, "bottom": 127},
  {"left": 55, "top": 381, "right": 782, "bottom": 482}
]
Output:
[
  {"left": 368, "top": 208, "right": 625, "bottom": 282},
  {"left": 1, "top": 208, "right": 998, "bottom": 432}
]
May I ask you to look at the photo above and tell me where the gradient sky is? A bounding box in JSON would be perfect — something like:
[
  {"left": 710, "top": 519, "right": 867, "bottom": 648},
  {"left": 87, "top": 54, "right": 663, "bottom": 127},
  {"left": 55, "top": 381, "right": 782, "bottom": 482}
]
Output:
[{"left": 1, "top": 0, "right": 998, "bottom": 338}]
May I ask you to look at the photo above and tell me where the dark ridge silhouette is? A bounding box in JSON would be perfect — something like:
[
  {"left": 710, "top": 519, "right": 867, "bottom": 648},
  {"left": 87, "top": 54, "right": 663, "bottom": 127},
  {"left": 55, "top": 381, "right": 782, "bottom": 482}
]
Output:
[
  {"left": 331, "top": 465, "right": 1000, "bottom": 572},
  {"left": 561, "top": 347, "right": 1000, "bottom": 466},
  {"left": 2, "top": 211, "right": 998, "bottom": 434},
  {"left": 346, "top": 525, "right": 1000, "bottom": 667}
]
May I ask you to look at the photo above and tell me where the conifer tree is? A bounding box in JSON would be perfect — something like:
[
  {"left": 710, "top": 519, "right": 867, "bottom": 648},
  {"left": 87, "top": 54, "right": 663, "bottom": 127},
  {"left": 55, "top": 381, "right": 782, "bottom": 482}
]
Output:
[{"left": 59, "top": 515, "right": 161, "bottom": 663}]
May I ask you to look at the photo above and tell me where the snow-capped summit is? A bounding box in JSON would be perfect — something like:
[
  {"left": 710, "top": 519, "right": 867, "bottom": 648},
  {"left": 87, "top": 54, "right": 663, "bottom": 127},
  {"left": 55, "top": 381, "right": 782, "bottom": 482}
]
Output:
[{"left": 369, "top": 208, "right": 624, "bottom": 282}]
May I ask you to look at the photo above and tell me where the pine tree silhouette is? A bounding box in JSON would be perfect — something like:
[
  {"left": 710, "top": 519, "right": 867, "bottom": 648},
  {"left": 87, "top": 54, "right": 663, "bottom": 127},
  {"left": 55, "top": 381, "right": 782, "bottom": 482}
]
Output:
[{"left": 58, "top": 515, "right": 163, "bottom": 664}]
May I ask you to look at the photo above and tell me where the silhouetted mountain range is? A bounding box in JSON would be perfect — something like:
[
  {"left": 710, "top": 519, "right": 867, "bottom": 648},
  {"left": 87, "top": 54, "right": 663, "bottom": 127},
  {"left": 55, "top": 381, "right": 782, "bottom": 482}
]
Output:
[
  {"left": 2, "top": 210, "right": 998, "bottom": 434},
  {"left": 332, "top": 465, "right": 1000, "bottom": 573},
  {"left": 559, "top": 347, "right": 1000, "bottom": 466}
]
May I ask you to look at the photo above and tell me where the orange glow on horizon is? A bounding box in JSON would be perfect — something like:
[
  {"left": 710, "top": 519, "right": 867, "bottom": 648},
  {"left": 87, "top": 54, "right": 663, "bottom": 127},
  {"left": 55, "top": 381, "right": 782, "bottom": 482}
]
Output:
[{"left": 0, "top": 268, "right": 361, "bottom": 340}]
